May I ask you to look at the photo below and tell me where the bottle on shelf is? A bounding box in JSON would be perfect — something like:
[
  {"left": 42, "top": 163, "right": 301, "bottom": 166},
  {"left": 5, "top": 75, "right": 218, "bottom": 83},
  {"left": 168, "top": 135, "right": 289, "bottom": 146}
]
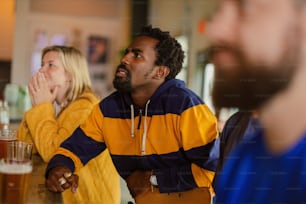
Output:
[{"left": 0, "top": 100, "right": 10, "bottom": 130}]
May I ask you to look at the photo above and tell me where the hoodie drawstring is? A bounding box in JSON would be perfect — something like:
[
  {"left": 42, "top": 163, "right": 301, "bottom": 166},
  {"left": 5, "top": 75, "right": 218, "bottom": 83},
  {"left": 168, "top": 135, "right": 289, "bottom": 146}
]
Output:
[
  {"left": 130, "top": 100, "right": 150, "bottom": 155},
  {"left": 130, "top": 104, "right": 135, "bottom": 137},
  {"left": 141, "top": 100, "right": 150, "bottom": 155}
]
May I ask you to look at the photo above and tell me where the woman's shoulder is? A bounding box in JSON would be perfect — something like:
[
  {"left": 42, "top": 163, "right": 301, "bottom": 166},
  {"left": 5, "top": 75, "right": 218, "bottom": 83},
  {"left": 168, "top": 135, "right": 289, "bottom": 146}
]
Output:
[
  {"left": 66, "top": 91, "right": 99, "bottom": 111},
  {"left": 77, "top": 91, "right": 100, "bottom": 104}
]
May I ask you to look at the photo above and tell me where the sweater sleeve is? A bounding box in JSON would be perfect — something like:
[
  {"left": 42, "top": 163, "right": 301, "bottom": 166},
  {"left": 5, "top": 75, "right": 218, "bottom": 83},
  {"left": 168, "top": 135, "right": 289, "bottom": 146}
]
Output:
[
  {"left": 16, "top": 119, "right": 39, "bottom": 154},
  {"left": 17, "top": 96, "right": 97, "bottom": 162}
]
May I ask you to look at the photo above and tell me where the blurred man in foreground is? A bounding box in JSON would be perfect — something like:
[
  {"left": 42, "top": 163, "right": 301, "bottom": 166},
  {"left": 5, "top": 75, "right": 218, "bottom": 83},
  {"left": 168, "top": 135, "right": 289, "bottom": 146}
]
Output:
[{"left": 207, "top": 0, "right": 306, "bottom": 203}]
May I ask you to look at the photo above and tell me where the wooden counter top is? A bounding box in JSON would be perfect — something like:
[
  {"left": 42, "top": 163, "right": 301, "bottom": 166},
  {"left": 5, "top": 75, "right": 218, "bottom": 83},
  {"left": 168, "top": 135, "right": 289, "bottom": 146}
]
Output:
[{"left": 27, "top": 154, "right": 62, "bottom": 204}]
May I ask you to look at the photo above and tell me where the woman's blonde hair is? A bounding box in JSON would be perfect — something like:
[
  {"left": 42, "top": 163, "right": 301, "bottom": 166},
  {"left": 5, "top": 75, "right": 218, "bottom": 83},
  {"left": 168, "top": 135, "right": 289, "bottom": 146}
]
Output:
[{"left": 41, "top": 45, "right": 93, "bottom": 104}]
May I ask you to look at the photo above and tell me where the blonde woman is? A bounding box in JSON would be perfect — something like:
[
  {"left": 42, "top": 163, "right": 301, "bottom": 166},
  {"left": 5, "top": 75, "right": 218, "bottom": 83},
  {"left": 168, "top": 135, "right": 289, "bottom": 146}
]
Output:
[{"left": 17, "top": 45, "right": 120, "bottom": 204}]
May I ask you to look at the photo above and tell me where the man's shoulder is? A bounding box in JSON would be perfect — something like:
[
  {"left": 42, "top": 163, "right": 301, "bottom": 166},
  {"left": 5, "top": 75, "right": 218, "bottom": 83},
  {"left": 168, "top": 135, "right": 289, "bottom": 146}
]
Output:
[
  {"left": 160, "top": 84, "right": 203, "bottom": 106},
  {"left": 223, "top": 131, "right": 262, "bottom": 164},
  {"left": 99, "top": 91, "right": 123, "bottom": 104}
]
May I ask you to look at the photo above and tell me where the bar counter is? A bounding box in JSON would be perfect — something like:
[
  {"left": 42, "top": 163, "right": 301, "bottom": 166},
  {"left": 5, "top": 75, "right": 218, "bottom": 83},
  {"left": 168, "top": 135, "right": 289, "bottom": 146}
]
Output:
[{"left": 27, "top": 154, "right": 62, "bottom": 204}]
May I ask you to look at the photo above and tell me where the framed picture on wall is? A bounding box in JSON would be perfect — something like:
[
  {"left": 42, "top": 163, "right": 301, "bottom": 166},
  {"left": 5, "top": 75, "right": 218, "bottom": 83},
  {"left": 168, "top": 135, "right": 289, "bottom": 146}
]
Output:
[{"left": 87, "top": 35, "right": 109, "bottom": 64}]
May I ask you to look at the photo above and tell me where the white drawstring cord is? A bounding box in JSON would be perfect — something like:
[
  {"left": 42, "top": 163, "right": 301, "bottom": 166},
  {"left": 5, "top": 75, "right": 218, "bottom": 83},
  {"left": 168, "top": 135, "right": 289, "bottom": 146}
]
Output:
[
  {"left": 130, "top": 104, "right": 135, "bottom": 137},
  {"left": 141, "top": 100, "right": 150, "bottom": 155}
]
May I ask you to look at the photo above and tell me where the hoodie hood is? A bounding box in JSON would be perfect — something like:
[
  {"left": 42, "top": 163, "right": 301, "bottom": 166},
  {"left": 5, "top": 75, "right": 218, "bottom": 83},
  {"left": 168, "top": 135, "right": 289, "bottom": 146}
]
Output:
[{"left": 122, "top": 79, "right": 187, "bottom": 108}]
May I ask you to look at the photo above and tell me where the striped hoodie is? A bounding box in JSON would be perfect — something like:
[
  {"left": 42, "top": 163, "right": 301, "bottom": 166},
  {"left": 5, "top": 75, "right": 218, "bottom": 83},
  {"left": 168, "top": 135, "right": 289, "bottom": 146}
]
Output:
[{"left": 47, "top": 78, "right": 219, "bottom": 193}]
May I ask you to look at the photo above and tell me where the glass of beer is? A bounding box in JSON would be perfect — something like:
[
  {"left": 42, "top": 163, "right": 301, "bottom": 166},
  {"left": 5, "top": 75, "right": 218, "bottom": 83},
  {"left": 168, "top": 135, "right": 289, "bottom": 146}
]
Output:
[
  {"left": 0, "top": 141, "right": 33, "bottom": 204},
  {"left": 0, "top": 129, "right": 17, "bottom": 158}
]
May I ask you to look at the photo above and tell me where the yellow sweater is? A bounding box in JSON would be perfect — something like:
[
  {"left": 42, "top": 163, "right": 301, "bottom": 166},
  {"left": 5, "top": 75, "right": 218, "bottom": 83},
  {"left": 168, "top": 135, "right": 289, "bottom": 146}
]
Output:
[{"left": 17, "top": 92, "right": 120, "bottom": 204}]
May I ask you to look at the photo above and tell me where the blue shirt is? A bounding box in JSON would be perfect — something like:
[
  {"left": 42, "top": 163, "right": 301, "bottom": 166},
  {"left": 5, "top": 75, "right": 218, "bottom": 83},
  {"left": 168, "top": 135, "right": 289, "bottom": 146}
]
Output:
[{"left": 215, "top": 128, "right": 306, "bottom": 203}]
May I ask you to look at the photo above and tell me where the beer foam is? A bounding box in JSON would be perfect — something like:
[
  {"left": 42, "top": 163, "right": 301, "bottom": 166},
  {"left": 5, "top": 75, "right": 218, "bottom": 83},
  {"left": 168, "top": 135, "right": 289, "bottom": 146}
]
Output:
[
  {"left": 0, "top": 136, "right": 16, "bottom": 141},
  {"left": 0, "top": 163, "right": 32, "bottom": 174}
]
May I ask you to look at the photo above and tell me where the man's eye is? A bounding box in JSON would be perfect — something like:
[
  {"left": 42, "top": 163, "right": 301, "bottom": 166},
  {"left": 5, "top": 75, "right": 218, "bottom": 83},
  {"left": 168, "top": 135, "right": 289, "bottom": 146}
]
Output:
[{"left": 135, "top": 53, "right": 142, "bottom": 58}]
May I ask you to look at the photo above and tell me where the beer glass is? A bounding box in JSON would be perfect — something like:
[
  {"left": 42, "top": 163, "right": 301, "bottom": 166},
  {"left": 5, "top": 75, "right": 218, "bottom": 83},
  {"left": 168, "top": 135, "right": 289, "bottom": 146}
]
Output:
[
  {"left": 0, "top": 129, "right": 17, "bottom": 158},
  {"left": 0, "top": 141, "right": 33, "bottom": 204}
]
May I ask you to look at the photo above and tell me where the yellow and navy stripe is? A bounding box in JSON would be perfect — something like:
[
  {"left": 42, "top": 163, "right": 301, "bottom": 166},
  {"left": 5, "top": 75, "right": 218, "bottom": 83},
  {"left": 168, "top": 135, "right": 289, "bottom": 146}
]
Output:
[{"left": 47, "top": 79, "right": 219, "bottom": 193}]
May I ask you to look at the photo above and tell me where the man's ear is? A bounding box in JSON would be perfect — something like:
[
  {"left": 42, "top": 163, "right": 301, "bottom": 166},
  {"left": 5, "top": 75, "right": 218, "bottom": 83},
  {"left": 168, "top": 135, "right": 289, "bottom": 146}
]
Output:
[{"left": 153, "top": 66, "right": 170, "bottom": 79}]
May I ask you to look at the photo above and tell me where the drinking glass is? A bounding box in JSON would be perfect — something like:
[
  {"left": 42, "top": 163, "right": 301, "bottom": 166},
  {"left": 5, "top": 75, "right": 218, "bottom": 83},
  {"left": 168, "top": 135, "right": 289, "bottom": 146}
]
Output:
[
  {"left": 0, "top": 129, "right": 17, "bottom": 158},
  {"left": 0, "top": 141, "right": 33, "bottom": 204}
]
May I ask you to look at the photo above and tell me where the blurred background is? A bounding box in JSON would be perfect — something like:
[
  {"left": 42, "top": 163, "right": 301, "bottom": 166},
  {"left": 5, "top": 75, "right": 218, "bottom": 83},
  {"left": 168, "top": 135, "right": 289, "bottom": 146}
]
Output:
[{"left": 0, "top": 0, "right": 235, "bottom": 124}]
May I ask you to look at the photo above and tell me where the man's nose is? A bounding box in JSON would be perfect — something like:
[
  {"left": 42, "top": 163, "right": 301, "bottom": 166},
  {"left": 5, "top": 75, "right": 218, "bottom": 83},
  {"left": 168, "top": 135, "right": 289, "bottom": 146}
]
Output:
[{"left": 120, "top": 53, "right": 131, "bottom": 65}]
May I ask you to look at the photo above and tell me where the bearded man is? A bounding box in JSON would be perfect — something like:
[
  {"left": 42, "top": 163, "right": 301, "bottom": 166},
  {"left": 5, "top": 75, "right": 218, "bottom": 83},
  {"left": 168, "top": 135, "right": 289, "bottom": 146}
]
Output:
[{"left": 207, "top": 0, "right": 306, "bottom": 203}]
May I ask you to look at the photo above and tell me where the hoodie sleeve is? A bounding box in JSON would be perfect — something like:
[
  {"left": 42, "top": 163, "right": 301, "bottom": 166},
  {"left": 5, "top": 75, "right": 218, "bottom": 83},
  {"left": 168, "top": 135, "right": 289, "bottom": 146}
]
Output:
[{"left": 155, "top": 103, "right": 219, "bottom": 193}]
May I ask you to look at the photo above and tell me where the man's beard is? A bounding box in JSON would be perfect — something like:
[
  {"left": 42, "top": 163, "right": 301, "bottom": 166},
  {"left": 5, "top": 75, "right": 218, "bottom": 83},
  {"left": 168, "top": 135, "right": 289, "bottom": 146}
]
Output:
[
  {"left": 211, "top": 37, "right": 300, "bottom": 111},
  {"left": 113, "top": 68, "right": 132, "bottom": 93}
]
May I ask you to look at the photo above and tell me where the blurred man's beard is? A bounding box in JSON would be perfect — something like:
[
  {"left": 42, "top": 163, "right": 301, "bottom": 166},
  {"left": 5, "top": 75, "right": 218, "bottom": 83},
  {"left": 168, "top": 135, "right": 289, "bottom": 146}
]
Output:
[
  {"left": 211, "top": 38, "right": 299, "bottom": 110},
  {"left": 113, "top": 75, "right": 132, "bottom": 92},
  {"left": 212, "top": 64, "right": 293, "bottom": 110}
]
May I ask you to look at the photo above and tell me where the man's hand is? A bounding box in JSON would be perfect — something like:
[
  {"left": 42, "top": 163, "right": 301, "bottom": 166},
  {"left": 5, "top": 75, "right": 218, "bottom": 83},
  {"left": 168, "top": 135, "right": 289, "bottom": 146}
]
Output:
[
  {"left": 125, "top": 170, "right": 152, "bottom": 198},
  {"left": 45, "top": 166, "right": 78, "bottom": 193}
]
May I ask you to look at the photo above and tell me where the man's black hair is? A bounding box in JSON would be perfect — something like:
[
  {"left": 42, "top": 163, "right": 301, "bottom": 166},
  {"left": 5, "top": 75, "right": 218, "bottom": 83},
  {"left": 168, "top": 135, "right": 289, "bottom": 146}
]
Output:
[{"left": 137, "top": 25, "right": 185, "bottom": 80}]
